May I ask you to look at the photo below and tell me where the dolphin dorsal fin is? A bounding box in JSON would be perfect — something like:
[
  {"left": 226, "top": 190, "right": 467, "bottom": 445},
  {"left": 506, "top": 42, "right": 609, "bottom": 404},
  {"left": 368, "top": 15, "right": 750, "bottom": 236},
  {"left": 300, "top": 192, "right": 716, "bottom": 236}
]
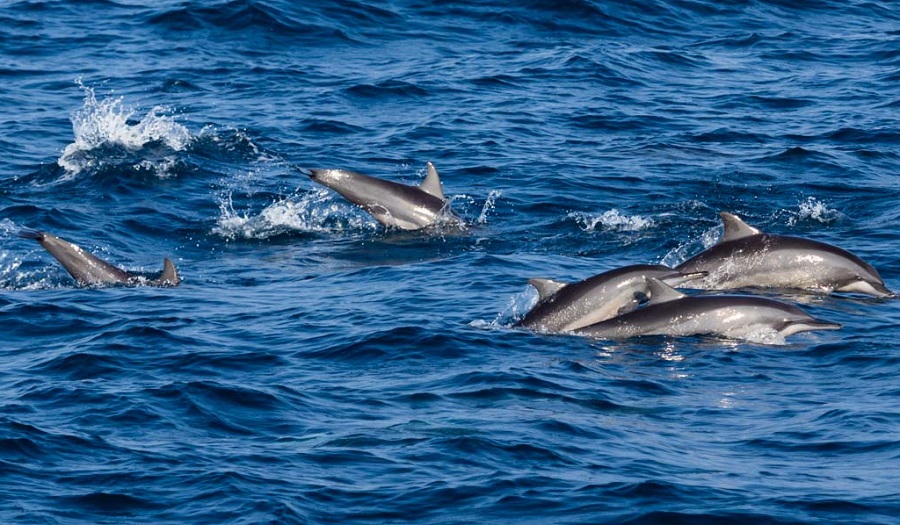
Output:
[
  {"left": 528, "top": 278, "right": 567, "bottom": 301},
  {"left": 646, "top": 277, "right": 686, "bottom": 305},
  {"left": 719, "top": 212, "right": 761, "bottom": 243},
  {"left": 419, "top": 162, "right": 446, "bottom": 200},
  {"left": 159, "top": 257, "right": 180, "bottom": 286}
]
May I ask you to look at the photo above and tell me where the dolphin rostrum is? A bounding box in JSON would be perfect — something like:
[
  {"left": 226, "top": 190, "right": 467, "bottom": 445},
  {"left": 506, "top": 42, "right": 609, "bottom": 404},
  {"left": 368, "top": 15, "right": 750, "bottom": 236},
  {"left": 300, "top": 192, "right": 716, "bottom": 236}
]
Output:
[
  {"left": 307, "top": 162, "right": 463, "bottom": 230},
  {"left": 19, "top": 229, "right": 180, "bottom": 287},
  {"left": 515, "top": 264, "right": 707, "bottom": 332},
  {"left": 575, "top": 278, "right": 842, "bottom": 343},
  {"left": 675, "top": 212, "right": 894, "bottom": 297}
]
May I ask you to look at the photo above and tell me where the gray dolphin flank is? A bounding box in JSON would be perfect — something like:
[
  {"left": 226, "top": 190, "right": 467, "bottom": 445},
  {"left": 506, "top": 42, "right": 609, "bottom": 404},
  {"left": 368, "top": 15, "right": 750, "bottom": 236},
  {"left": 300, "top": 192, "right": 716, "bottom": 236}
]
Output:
[
  {"left": 307, "top": 162, "right": 463, "bottom": 230},
  {"left": 675, "top": 212, "right": 894, "bottom": 297},
  {"left": 515, "top": 264, "right": 707, "bottom": 332},
  {"left": 19, "top": 229, "right": 180, "bottom": 287},
  {"left": 575, "top": 278, "right": 842, "bottom": 343}
]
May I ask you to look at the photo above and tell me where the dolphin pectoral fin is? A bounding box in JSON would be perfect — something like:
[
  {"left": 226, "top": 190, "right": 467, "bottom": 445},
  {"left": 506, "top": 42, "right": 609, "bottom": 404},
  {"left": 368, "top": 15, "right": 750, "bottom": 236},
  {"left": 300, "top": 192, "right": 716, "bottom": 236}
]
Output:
[
  {"left": 419, "top": 162, "right": 446, "bottom": 201},
  {"left": 154, "top": 257, "right": 180, "bottom": 287},
  {"left": 645, "top": 277, "right": 687, "bottom": 304},
  {"left": 528, "top": 278, "right": 568, "bottom": 302},
  {"left": 719, "top": 212, "right": 762, "bottom": 243}
]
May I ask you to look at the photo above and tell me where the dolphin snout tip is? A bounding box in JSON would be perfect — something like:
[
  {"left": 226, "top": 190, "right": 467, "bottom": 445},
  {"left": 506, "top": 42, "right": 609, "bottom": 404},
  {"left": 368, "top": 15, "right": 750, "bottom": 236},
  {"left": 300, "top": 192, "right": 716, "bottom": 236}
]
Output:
[
  {"left": 291, "top": 165, "right": 313, "bottom": 178},
  {"left": 17, "top": 228, "right": 44, "bottom": 241}
]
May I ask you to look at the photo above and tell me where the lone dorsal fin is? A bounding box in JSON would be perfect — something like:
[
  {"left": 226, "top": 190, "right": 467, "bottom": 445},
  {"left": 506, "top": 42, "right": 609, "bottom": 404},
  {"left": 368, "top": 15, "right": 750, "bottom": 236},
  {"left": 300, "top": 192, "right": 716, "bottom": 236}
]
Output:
[
  {"left": 528, "top": 278, "right": 567, "bottom": 302},
  {"left": 646, "top": 277, "right": 686, "bottom": 305},
  {"left": 158, "top": 257, "right": 180, "bottom": 286},
  {"left": 419, "top": 161, "right": 446, "bottom": 200},
  {"left": 719, "top": 211, "right": 761, "bottom": 243}
]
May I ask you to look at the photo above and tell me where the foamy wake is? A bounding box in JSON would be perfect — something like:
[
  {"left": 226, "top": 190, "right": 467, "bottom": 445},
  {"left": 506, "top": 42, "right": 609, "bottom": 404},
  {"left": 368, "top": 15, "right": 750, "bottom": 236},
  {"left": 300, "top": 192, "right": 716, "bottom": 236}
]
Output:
[
  {"left": 212, "top": 188, "right": 379, "bottom": 240},
  {"left": 57, "top": 80, "right": 192, "bottom": 178},
  {"left": 569, "top": 209, "right": 655, "bottom": 232}
]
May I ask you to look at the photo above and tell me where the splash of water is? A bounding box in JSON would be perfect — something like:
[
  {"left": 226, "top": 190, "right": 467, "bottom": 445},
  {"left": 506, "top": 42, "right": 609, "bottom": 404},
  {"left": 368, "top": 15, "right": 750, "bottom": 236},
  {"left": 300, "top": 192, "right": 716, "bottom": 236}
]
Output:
[
  {"left": 569, "top": 209, "right": 655, "bottom": 232},
  {"left": 477, "top": 190, "right": 502, "bottom": 225},
  {"left": 213, "top": 188, "right": 378, "bottom": 240},
  {"left": 57, "top": 80, "right": 192, "bottom": 177},
  {"left": 786, "top": 196, "right": 843, "bottom": 226},
  {"left": 659, "top": 224, "right": 720, "bottom": 267}
]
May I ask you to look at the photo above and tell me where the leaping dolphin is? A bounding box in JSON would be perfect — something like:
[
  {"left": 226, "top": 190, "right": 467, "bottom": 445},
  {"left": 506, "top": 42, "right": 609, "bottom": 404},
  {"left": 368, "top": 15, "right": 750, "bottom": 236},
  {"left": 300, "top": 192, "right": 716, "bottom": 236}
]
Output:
[
  {"left": 575, "top": 278, "right": 841, "bottom": 343},
  {"left": 307, "top": 162, "right": 463, "bottom": 230},
  {"left": 19, "top": 229, "right": 180, "bottom": 287},
  {"left": 675, "top": 212, "right": 894, "bottom": 297},
  {"left": 515, "top": 264, "right": 707, "bottom": 332}
]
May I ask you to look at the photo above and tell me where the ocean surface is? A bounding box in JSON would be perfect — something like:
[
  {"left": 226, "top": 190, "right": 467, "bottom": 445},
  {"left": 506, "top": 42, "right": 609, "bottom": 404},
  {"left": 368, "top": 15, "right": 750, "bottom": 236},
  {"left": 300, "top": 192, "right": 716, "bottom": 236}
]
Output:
[{"left": 2, "top": 1, "right": 900, "bottom": 523}]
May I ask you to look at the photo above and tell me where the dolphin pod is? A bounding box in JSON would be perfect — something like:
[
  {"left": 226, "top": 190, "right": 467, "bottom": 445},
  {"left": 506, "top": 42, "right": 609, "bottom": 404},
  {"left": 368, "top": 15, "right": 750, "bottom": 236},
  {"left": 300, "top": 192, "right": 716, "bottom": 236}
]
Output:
[
  {"left": 676, "top": 212, "right": 894, "bottom": 298},
  {"left": 515, "top": 264, "right": 707, "bottom": 332},
  {"left": 573, "top": 278, "right": 842, "bottom": 342},
  {"left": 307, "top": 162, "right": 463, "bottom": 230},
  {"left": 13, "top": 157, "right": 893, "bottom": 345},
  {"left": 516, "top": 211, "right": 891, "bottom": 343},
  {"left": 18, "top": 229, "right": 179, "bottom": 287}
]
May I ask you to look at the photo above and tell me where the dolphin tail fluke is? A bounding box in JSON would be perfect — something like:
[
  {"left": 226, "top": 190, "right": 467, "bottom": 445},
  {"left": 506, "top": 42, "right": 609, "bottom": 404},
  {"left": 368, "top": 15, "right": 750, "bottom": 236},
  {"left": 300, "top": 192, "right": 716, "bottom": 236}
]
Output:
[
  {"left": 157, "top": 257, "right": 181, "bottom": 287},
  {"left": 17, "top": 228, "right": 44, "bottom": 241}
]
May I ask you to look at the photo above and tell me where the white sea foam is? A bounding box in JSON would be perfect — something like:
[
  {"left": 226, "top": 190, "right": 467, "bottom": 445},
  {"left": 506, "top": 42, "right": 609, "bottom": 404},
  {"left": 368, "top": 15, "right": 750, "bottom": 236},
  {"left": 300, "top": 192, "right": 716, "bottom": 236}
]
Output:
[
  {"left": 57, "top": 80, "right": 192, "bottom": 177},
  {"left": 569, "top": 209, "right": 655, "bottom": 232}
]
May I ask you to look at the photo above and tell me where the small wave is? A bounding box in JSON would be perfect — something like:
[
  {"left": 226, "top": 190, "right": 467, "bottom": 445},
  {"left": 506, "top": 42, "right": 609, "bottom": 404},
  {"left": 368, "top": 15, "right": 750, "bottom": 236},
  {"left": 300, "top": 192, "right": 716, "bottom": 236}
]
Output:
[
  {"left": 57, "top": 80, "right": 192, "bottom": 178},
  {"left": 212, "top": 189, "right": 377, "bottom": 240},
  {"left": 786, "top": 197, "right": 843, "bottom": 226},
  {"left": 569, "top": 209, "right": 655, "bottom": 232}
]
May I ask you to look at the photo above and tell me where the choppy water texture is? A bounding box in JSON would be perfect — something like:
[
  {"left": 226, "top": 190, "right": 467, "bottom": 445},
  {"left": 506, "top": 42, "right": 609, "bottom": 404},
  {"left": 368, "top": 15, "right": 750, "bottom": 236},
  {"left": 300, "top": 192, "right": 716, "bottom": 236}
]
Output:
[{"left": 2, "top": 1, "right": 900, "bottom": 523}]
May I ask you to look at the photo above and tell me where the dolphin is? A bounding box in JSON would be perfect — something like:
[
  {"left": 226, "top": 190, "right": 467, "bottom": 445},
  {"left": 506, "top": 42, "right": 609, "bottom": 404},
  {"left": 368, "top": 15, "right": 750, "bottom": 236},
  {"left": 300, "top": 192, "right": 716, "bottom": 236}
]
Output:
[
  {"left": 515, "top": 264, "right": 707, "bottom": 332},
  {"left": 675, "top": 212, "right": 894, "bottom": 297},
  {"left": 18, "top": 229, "right": 180, "bottom": 287},
  {"left": 575, "top": 278, "right": 842, "bottom": 343},
  {"left": 307, "top": 162, "right": 463, "bottom": 230}
]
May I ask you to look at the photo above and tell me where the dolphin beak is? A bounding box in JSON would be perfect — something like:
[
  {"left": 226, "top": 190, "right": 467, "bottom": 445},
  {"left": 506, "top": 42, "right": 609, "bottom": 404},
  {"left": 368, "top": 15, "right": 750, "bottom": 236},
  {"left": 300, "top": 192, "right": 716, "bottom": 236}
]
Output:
[{"left": 290, "top": 165, "right": 313, "bottom": 176}]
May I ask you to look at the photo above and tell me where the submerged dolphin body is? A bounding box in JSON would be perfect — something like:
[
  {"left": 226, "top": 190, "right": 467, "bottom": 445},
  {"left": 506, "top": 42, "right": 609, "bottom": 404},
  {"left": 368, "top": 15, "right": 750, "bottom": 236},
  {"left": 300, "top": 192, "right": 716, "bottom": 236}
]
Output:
[
  {"left": 307, "top": 162, "right": 463, "bottom": 230},
  {"left": 676, "top": 212, "right": 894, "bottom": 297},
  {"left": 19, "top": 229, "right": 180, "bottom": 287},
  {"left": 575, "top": 278, "right": 841, "bottom": 343},
  {"left": 515, "top": 264, "right": 707, "bottom": 333}
]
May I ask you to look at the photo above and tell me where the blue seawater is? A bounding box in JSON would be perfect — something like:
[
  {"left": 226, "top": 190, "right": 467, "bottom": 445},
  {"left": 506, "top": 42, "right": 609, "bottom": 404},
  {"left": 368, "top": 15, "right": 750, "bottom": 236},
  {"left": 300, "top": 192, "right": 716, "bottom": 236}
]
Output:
[{"left": 2, "top": 1, "right": 900, "bottom": 523}]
